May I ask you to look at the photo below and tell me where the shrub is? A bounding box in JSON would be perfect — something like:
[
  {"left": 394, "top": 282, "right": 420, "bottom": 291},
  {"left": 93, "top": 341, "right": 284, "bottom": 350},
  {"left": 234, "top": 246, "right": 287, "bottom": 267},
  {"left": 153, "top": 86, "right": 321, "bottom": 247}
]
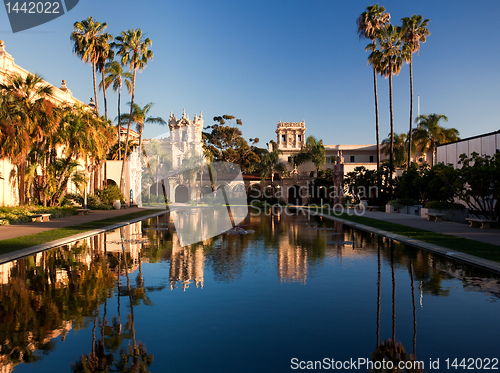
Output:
[
  {"left": 95, "top": 185, "right": 125, "bottom": 206},
  {"left": 425, "top": 201, "right": 466, "bottom": 210},
  {"left": 388, "top": 198, "right": 419, "bottom": 209}
]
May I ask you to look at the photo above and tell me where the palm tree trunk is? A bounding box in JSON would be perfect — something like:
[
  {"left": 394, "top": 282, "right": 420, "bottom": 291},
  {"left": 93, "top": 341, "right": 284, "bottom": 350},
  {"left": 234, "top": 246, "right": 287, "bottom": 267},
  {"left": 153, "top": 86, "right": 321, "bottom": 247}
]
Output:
[
  {"left": 408, "top": 59, "right": 413, "bottom": 169},
  {"left": 389, "top": 74, "right": 394, "bottom": 198},
  {"left": 119, "top": 67, "right": 136, "bottom": 194},
  {"left": 373, "top": 67, "right": 380, "bottom": 171},
  {"left": 18, "top": 159, "right": 26, "bottom": 206},
  {"left": 92, "top": 63, "right": 99, "bottom": 113},
  {"left": 102, "top": 70, "right": 107, "bottom": 119},
  {"left": 117, "top": 84, "right": 122, "bottom": 161}
]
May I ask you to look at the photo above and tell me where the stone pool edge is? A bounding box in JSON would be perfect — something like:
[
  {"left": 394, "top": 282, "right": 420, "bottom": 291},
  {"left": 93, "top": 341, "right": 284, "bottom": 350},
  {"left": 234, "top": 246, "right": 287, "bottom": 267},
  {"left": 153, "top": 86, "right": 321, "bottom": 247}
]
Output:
[
  {"left": 0, "top": 209, "right": 170, "bottom": 265},
  {"left": 310, "top": 210, "right": 500, "bottom": 275}
]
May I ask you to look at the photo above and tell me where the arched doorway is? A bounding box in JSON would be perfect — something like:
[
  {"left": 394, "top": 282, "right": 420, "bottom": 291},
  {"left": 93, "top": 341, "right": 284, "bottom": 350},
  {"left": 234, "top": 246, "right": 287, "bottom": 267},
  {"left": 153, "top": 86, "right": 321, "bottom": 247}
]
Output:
[
  {"left": 288, "top": 185, "right": 302, "bottom": 205},
  {"left": 106, "top": 179, "right": 117, "bottom": 187},
  {"left": 232, "top": 184, "right": 246, "bottom": 199},
  {"left": 175, "top": 185, "right": 189, "bottom": 203}
]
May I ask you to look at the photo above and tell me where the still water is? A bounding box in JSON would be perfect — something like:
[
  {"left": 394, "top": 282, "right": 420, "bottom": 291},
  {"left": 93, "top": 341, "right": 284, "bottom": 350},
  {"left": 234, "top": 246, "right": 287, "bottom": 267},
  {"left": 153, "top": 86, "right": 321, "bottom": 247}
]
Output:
[{"left": 0, "top": 209, "right": 499, "bottom": 372}]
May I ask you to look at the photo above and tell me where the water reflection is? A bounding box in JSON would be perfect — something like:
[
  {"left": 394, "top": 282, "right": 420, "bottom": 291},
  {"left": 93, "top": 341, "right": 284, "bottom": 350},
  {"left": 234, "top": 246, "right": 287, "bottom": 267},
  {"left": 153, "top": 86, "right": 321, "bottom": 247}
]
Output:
[{"left": 0, "top": 209, "right": 499, "bottom": 372}]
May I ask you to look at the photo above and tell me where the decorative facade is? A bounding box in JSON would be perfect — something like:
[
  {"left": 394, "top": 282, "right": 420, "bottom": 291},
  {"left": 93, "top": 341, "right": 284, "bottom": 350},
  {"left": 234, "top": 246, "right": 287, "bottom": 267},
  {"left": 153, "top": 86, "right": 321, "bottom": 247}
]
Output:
[{"left": 275, "top": 120, "right": 306, "bottom": 151}]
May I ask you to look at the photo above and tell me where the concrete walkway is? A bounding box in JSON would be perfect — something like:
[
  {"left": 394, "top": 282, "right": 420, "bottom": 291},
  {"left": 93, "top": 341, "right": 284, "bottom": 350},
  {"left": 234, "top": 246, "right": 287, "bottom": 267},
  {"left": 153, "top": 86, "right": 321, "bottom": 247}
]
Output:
[{"left": 0, "top": 206, "right": 167, "bottom": 241}]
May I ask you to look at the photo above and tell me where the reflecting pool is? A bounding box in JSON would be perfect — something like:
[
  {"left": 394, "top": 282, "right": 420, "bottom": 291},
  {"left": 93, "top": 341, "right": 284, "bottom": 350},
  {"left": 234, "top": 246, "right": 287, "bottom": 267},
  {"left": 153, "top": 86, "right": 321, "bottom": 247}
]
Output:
[{"left": 1, "top": 209, "right": 499, "bottom": 372}]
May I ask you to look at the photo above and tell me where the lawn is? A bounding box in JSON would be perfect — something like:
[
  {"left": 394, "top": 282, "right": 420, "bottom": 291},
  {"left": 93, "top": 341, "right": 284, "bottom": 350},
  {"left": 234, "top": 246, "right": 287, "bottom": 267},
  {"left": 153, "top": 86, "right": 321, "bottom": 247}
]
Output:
[
  {"left": 318, "top": 208, "right": 500, "bottom": 263},
  {"left": 0, "top": 209, "right": 165, "bottom": 255}
]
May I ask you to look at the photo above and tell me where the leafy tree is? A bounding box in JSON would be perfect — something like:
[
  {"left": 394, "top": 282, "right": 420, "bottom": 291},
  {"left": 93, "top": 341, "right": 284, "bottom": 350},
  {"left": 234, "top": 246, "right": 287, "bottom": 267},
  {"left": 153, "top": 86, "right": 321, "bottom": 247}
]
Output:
[
  {"left": 400, "top": 15, "right": 430, "bottom": 169},
  {"left": 357, "top": 4, "right": 391, "bottom": 171},
  {"left": 454, "top": 152, "right": 500, "bottom": 219},
  {"left": 0, "top": 73, "right": 57, "bottom": 205},
  {"left": 413, "top": 113, "right": 459, "bottom": 166},
  {"left": 114, "top": 28, "right": 154, "bottom": 193},
  {"left": 202, "top": 115, "right": 262, "bottom": 172}
]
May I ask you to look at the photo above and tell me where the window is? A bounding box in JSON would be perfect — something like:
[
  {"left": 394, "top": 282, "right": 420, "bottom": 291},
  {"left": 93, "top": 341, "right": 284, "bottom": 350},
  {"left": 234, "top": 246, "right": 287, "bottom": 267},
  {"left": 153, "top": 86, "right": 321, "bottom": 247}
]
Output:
[
  {"left": 282, "top": 134, "right": 286, "bottom": 142},
  {"left": 182, "top": 131, "right": 188, "bottom": 141},
  {"left": 369, "top": 155, "right": 374, "bottom": 163},
  {"left": 298, "top": 135, "right": 302, "bottom": 142},
  {"left": 288, "top": 157, "right": 292, "bottom": 163},
  {"left": 350, "top": 156, "right": 355, "bottom": 163}
]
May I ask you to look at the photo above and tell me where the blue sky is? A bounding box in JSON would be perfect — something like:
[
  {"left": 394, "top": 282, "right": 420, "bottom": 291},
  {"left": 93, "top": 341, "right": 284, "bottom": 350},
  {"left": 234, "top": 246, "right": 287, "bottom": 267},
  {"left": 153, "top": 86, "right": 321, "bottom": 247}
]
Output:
[{"left": 1, "top": 0, "right": 499, "bottom": 146}]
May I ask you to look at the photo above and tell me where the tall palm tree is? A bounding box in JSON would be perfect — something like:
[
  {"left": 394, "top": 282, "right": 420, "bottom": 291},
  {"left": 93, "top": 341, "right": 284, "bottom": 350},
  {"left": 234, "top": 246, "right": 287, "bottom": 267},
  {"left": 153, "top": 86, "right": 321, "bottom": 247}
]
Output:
[
  {"left": 368, "top": 24, "right": 407, "bottom": 197},
  {"left": 70, "top": 17, "right": 109, "bottom": 114},
  {"left": 118, "top": 102, "right": 166, "bottom": 158},
  {"left": 381, "top": 132, "right": 417, "bottom": 168},
  {"left": 357, "top": 5, "right": 391, "bottom": 171},
  {"left": 0, "top": 73, "right": 55, "bottom": 205},
  {"left": 306, "top": 135, "right": 326, "bottom": 175},
  {"left": 413, "top": 113, "right": 458, "bottom": 166},
  {"left": 114, "top": 29, "right": 154, "bottom": 192},
  {"left": 259, "top": 142, "right": 287, "bottom": 185},
  {"left": 95, "top": 33, "right": 115, "bottom": 119},
  {"left": 101, "top": 61, "right": 133, "bottom": 161},
  {"left": 401, "top": 15, "right": 430, "bottom": 169}
]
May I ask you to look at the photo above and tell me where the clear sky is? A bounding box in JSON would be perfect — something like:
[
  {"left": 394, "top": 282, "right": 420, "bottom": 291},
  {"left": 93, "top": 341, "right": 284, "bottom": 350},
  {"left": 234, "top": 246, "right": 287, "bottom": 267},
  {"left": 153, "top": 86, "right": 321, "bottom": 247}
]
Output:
[{"left": 1, "top": 0, "right": 499, "bottom": 146}]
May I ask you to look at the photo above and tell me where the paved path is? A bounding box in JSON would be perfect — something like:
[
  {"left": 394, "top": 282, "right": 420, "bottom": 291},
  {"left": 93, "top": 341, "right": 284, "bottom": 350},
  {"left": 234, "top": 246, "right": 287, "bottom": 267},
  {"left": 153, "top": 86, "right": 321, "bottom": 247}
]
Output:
[{"left": 0, "top": 206, "right": 167, "bottom": 241}]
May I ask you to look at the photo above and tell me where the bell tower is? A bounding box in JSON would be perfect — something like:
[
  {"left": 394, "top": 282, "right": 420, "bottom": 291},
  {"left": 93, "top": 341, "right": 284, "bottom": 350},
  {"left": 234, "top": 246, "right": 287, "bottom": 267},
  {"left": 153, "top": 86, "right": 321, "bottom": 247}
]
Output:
[{"left": 275, "top": 120, "right": 307, "bottom": 150}]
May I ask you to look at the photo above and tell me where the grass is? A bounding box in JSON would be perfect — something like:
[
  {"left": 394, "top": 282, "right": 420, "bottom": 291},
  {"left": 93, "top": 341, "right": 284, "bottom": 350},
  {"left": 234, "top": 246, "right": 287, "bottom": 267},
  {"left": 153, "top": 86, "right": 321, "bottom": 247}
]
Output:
[
  {"left": 0, "top": 209, "right": 165, "bottom": 255},
  {"left": 313, "top": 208, "right": 500, "bottom": 262}
]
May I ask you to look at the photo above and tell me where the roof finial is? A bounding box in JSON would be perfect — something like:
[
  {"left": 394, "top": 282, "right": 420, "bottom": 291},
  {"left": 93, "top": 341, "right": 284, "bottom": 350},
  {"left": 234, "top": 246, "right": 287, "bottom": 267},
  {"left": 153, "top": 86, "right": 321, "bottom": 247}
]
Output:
[{"left": 182, "top": 108, "right": 186, "bottom": 118}]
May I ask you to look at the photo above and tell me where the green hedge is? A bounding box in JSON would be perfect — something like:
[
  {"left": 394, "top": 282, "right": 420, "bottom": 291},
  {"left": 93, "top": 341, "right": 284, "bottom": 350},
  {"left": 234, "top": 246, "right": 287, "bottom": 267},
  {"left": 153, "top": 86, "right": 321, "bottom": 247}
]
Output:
[{"left": 0, "top": 206, "right": 77, "bottom": 225}]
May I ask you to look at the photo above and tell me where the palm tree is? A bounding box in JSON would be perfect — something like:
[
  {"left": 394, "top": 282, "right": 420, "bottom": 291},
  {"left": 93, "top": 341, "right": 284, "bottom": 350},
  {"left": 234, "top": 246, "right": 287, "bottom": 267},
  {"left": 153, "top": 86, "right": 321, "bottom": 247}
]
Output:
[
  {"left": 306, "top": 136, "right": 326, "bottom": 175},
  {"left": 401, "top": 15, "right": 430, "bottom": 169},
  {"left": 413, "top": 113, "right": 458, "bottom": 166},
  {"left": 70, "top": 17, "right": 110, "bottom": 114},
  {"left": 381, "top": 132, "right": 417, "bottom": 168},
  {"left": 357, "top": 5, "right": 391, "bottom": 171},
  {"left": 118, "top": 102, "right": 166, "bottom": 158},
  {"left": 114, "top": 29, "right": 154, "bottom": 193},
  {"left": 101, "top": 61, "right": 133, "bottom": 161},
  {"left": 95, "top": 33, "right": 115, "bottom": 119},
  {"left": 368, "top": 24, "right": 407, "bottom": 196},
  {"left": 260, "top": 142, "right": 287, "bottom": 185},
  {"left": 0, "top": 73, "right": 56, "bottom": 205}
]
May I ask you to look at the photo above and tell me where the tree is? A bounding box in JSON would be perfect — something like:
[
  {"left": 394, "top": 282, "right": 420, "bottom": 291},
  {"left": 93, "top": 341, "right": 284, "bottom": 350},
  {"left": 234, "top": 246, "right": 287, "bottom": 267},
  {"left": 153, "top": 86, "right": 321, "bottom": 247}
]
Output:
[
  {"left": 101, "top": 60, "right": 133, "bottom": 161},
  {"left": 357, "top": 4, "right": 391, "bottom": 171},
  {"left": 291, "top": 135, "right": 326, "bottom": 176},
  {"left": 401, "top": 15, "right": 430, "bottom": 169},
  {"left": 114, "top": 29, "right": 154, "bottom": 193},
  {"left": 413, "top": 113, "right": 458, "bottom": 166},
  {"left": 119, "top": 102, "right": 165, "bottom": 158},
  {"left": 381, "top": 132, "right": 415, "bottom": 168},
  {"left": 70, "top": 17, "right": 109, "bottom": 114},
  {"left": 258, "top": 142, "right": 287, "bottom": 184},
  {"left": 95, "top": 32, "right": 114, "bottom": 119},
  {"left": 368, "top": 24, "right": 407, "bottom": 197},
  {"left": 202, "top": 115, "right": 262, "bottom": 173},
  {"left": 454, "top": 152, "right": 500, "bottom": 219},
  {"left": 0, "top": 73, "right": 56, "bottom": 205}
]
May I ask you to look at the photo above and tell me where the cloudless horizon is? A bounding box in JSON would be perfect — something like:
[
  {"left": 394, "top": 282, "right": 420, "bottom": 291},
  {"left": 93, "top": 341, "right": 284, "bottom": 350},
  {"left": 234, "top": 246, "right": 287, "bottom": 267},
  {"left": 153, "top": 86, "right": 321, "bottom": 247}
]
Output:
[{"left": 1, "top": 0, "right": 499, "bottom": 147}]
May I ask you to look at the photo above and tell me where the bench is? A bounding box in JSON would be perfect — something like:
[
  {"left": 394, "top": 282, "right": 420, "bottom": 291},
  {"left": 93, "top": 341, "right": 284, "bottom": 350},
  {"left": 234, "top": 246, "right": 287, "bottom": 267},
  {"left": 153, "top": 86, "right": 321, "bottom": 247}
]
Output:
[
  {"left": 77, "top": 208, "right": 90, "bottom": 215},
  {"left": 465, "top": 218, "right": 496, "bottom": 229},
  {"left": 427, "top": 213, "right": 446, "bottom": 222},
  {"left": 367, "top": 206, "right": 380, "bottom": 212},
  {"left": 31, "top": 213, "right": 51, "bottom": 222}
]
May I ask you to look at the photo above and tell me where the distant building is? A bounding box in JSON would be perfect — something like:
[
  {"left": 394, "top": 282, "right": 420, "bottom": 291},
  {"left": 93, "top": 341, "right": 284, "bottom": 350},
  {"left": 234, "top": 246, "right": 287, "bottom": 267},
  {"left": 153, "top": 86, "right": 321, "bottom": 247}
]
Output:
[{"left": 437, "top": 130, "right": 500, "bottom": 167}]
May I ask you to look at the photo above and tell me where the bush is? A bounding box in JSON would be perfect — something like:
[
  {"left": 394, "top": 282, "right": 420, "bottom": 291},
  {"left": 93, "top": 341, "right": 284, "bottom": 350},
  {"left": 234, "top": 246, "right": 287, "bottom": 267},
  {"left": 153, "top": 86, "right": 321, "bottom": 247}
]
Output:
[
  {"left": 425, "top": 201, "right": 466, "bottom": 210},
  {"left": 388, "top": 198, "right": 419, "bottom": 209},
  {"left": 62, "top": 193, "right": 84, "bottom": 206},
  {"left": 0, "top": 206, "right": 77, "bottom": 225},
  {"left": 95, "top": 185, "right": 125, "bottom": 206}
]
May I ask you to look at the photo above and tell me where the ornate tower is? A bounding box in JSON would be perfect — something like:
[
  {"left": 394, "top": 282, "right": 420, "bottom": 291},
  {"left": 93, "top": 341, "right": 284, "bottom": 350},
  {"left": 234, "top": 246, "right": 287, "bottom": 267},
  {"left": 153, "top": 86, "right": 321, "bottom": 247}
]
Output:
[{"left": 275, "top": 120, "right": 307, "bottom": 150}]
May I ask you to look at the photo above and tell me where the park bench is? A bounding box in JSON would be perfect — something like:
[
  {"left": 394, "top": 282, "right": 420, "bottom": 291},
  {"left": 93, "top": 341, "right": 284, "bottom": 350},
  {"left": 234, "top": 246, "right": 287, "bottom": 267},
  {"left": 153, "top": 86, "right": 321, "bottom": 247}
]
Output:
[
  {"left": 465, "top": 218, "right": 496, "bottom": 229},
  {"left": 427, "top": 213, "right": 446, "bottom": 222},
  {"left": 31, "top": 213, "right": 51, "bottom": 222},
  {"left": 77, "top": 208, "right": 90, "bottom": 215},
  {"left": 367, "top": 206, "right": 380, "bottom": 212}
]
